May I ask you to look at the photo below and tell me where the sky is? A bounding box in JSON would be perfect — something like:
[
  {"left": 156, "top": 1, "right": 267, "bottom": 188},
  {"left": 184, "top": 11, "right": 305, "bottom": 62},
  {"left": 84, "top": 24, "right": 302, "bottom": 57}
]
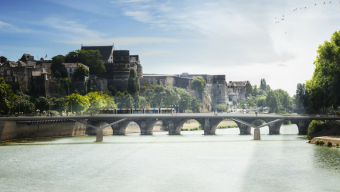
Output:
[{"left": 1, "top": 0, "right": 340, "bottom": 96}]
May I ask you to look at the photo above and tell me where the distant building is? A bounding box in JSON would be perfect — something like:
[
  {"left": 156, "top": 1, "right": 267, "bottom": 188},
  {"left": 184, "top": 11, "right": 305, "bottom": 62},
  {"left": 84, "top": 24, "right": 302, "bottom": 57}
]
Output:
[
  {"left": 63, "top": 63, "right": 89, "bottom": 80},
  {"left": 81, "top": 45, "right": 114, "bottom": 63},
  {"left": 227, "top": 81, "right": 250, "bottom": 101}
]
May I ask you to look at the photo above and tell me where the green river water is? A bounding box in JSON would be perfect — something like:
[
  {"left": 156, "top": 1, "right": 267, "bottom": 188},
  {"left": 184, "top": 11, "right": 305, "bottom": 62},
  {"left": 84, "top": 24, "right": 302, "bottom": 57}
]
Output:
[{"left": 1, "top": 125, "right": 340, "bottom": 192}]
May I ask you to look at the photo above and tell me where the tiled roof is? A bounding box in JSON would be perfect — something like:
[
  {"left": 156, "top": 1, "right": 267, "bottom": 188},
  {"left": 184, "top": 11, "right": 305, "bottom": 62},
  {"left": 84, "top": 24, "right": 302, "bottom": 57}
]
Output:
[
  {"left": 81, "top": 45, "right": 114, "bottom": 61},
  {"left": 18, "top": 60, "right": 26, "bottom": 66},
  {"left": 9, "top": 62, "right": 18, "bottom": 67}
]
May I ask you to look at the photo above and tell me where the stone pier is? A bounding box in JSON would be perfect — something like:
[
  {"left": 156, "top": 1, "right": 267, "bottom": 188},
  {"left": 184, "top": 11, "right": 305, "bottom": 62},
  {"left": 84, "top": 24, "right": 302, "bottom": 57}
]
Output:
[{"left": 254, "top": 128, "right": 261, "bottom": 140}]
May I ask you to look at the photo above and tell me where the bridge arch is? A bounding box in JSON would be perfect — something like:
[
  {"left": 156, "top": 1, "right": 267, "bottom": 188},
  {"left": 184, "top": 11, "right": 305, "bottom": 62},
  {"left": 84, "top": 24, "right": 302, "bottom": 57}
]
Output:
[
  {"left": 165, "top": 118, "right": 204, "bottom": 135},
  {"left": 112, "top": 120, "right": 141, "bottom": 135}
]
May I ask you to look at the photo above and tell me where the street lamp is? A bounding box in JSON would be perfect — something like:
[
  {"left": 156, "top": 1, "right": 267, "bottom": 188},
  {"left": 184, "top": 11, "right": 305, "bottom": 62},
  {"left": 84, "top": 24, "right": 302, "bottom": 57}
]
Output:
[
  {"left": 48, "top": 102, "right": 50, "bottom": 117},
  {"left": 71, "top": 101, "right": 73, "bottom": 116}
]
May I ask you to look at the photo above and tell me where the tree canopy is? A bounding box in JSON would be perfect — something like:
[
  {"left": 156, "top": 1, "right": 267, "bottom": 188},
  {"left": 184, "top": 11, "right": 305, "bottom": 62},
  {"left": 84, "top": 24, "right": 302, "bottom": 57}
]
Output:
[
  {"left": 51, "top": 55, "right": 67, "bottom": 78},
  {"left": 0, "top": 56, "right": 8, "bottom": 63},
  {"left": 0, "top": 77, "right": 15, "bottom": 114},
  {"left": 191, "top": 76, "right": 206, "bottom": 95},
  {"left": 127, "top": 68, "right": 138, "bottom": 95},
  {"left": 306, "top": 30, "right": 340, "bottom": 111},
  {"left": 64, "top": 50, "right": 106, "bottom": 76},
  {"left": 72, "top": 65, "right": 89, "bottom": 81},
  {"left": 66, "top": 93, "right": 90, "bottom": 112}
]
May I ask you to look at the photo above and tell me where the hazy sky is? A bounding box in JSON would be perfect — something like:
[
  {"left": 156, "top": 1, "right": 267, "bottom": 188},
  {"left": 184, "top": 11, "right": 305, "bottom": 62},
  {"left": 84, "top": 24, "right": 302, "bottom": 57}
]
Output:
[{"left": 1, "top": 0, "right": 339, "bottom": 96}]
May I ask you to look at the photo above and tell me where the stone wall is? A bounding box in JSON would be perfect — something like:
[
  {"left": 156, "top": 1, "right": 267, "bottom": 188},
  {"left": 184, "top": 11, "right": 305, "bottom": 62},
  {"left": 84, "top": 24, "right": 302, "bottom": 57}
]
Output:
[
  {"left": 0, "top": 120, "right": 87, "bottom": 142},
  {"left": 94, "top": 79, "right": 108, "bottom": 91}
]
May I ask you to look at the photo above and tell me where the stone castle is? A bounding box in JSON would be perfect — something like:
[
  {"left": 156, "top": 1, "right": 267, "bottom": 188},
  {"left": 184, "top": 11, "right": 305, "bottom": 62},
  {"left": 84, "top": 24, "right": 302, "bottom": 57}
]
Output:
[{"left": 0, "top": 44, "right": 249, "bottom": 108}]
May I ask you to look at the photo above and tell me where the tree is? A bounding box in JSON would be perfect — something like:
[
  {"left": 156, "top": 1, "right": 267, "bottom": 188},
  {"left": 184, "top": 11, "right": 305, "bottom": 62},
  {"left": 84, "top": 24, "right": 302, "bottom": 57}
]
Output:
[
  {"left": 64, "top": 50, "right": 106, "bottom": 76},
  {"left": 86, "top": 91, "right": 116, "bottom": 112},
  {"left": 252, "top": 85, "right": 258, "bottom": 97},
  {"left": 191, "top": 76, "right": 206, "bottom": 98},
  {"left": 72, "top": 65, "right": 89, "bottom": 81},
  {"left": 114, "top": 91, "right": 134, "bottom": 108},
  {"left": 0, "top": 77, "right": 15, "bottom": 114},
  {"left": 306, "top": 31, "right": 340, "bottom": 111},
  {"left": 51, "top": 55, "right": 67, "bottom": 78},
  {"left": 14, "top": 91, "right": 35, "bottom": 114},
  {"left": 245, "top": 83, "right": 253, "bottom": 96},
  {"left": 50, "top": 97, "right": 66, "bottom": 112},
  {"left": 127, "top": 68, "right": 138, "bottom": 95},
  {"left": 55, "top": 78, "right": 72, "bottom": 97},
  {"left": 266, "top": 90, "right": 278, "bottom": 113},
  {"left": 66, "top": 93, "right": 90, "bottom": 112},
  {"left": 260, "top": 78, "right": 267, "bottom": 91},
  {"left": 35, "top": 97, "right": 50, "bottom": 111},
  {"left": 0, "top": 56, "right": 8, "bottom": 63},
  {"left": 217, "top": 103, "right": 228, "bottom": 112}
]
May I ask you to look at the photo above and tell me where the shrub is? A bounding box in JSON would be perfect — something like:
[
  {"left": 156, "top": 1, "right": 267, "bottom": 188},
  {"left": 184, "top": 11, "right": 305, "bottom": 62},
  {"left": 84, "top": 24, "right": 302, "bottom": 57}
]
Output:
[
  {"left": 328, "top": 141, "right": 333, "bottom": 147},
  {"left": 319, "top": 140, "right": 325, "bottom": 145},
  {"left": 337, "top": 143, "right": 339, "bottom": 146},
  {"left": 316, "top": 140, "right": 320, "bottom": 145}
]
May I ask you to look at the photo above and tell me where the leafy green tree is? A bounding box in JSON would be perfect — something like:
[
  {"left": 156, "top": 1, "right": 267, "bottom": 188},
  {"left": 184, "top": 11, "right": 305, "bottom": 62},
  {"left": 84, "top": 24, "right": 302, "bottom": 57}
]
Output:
[
  {"left": 0, "top": 77, "right": 15, "bottom": 114},
  {"left": 55, "top": 78, "right": 72, "bottom": 97},
  {"left": 51, "top": 55, "right": 67, "bottom": 78},
  {"left": 14, "top": 91, "right": 35, "bottom": 114},
  {"left": 72, "top": 65, "right": 89, "bottom": 81},
  {"left": 306, "top": 31, "right": 340, "bottom": 111},
  {"left": 64, "top": 50, "right": 106, "bottom": 76},
  {"left": 86, "top": 91, "right": 116, "bottom": 112},
  {"left": 191, "top": 76, "right": 206, "bottom": 97},
  {"left": 127, "top": 68, "right": 138, "bottom": 95},
  {"left": 115, "top": 91, "right": 134, "bottom": 108},
  {"left": 245, "top": 83, "right": 253, "bottom": 96},
  {"left": 252, "top": 85, "right": 258, "bottom": 97},
  {"left": 256, "top": 95, "right": 266, "bottom": 108},
  {"left": 66, "top": 93, "right": 90, "bottom": 112},
  {"left": 217, "top": 103, "right": 228, "bottom": 112},
  {"left": 35, "top": 97, "right": 50, "bottom": 111},
  {"left": 0, "top": 56, "right": 8, "bottom": 63},
  {"left": 50, "top": 97, "right": 66, "bottom": 112},
  {"left": 260, "top": 78, "right": 267, "bottom": 91},
  {"left": 266, "top": 90, "right": 278, "bottom": 113}
]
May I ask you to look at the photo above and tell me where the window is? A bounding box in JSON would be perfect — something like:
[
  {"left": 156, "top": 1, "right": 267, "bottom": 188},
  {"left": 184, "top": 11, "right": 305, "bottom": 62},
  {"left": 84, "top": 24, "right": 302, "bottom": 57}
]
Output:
[{"left": 7, "top": 70, "right": 10, "bottom": 76}]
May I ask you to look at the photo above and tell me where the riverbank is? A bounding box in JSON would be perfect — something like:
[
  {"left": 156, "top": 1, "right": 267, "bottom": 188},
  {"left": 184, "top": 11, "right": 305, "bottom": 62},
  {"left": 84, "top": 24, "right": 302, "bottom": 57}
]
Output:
[{"left": 311, "top": 136, "right": 340, "bottom": 146}]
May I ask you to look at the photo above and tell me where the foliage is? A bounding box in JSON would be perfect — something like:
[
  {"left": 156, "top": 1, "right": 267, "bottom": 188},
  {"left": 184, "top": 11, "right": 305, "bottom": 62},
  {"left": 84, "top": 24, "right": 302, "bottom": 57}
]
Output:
[
  {"left": 50, "top": 97, "right": 66, "bottom": 112},
  {"left": 35, "top": 97, "right": 51, "bottom": 111},
  {"left": 114, "top": 91, "right": 134, "bottom": 108},
  {"left": 64, "top": 50, "right": 106, "bottom": 76},
  {"left": 216, "top": 104, "right": 228, "bottom": 112},
  {"left": 139, "top": 85, "right": 201, "bottom": 112},
  {"left": 191, "top": 76, "right": 206, "bottom": 94},
  {"left": 328, "top": 141, "right": 333, "bottom": 146},
  {"left": 109, "top": 85, "right": 118, "bottom": 96},
  {"left": 252, "top": 85, "right": 258, "bottom": 97},
  {"left": 51, "top": 55, "right": 67, "bottom": 78},
  {"left": 307, "top": 120, "right": 329, "bottom": 139},
  {"left": 316, "top": 140, "right": 320, "bottom": 145},
  {"left": 0, "top": 56, "right": 8, "bottom": 63},
  {"left": 245, "top": 83, "right": 253, "bottom": 96},
  {"left": 283, "top": 120, "right": 291, "bottom": 125},
  {"left": 127, "top": 68, "right": 138, "bottom": 95},
  {"left": 55, "top": 78, "right": 72, "bottom": 97},
  {"left": 253, "top": 120, "right": 265, "bottom": 126},
  {"left": 13, "top": 91, "right": 35, "bottom": 114},
  {"left": 260, "top": 78, "right": 267, "bottom": 91},
  {"left": 306, "top": 31, "right": 340, "bottom": 111},
  {"left": 86, "top": 91, "right": 116, "bottom": 112},
  {"left": 66, "top": 93, "right": 90, "bottom": 112},
  {"left": 319, "top": 140, "right": 325, "bottom": 145},
  {"left": 72, "top": 65, "right": 89, "bottom": 81},
  {"left": 87, "top": 80, "right": 96, "bottom": 93},
  {"left": 337, "top": 143, "right": 339, "bottom": 146},
  {"left": 0, "top": 77, "right": 15, "bottom": 114}
]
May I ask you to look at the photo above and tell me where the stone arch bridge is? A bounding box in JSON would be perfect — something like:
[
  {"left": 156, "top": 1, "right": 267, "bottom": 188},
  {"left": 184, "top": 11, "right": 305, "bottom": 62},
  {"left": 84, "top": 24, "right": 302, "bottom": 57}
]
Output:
[{"left": 1, "top": 114, "right": 340, "bottom": 142}]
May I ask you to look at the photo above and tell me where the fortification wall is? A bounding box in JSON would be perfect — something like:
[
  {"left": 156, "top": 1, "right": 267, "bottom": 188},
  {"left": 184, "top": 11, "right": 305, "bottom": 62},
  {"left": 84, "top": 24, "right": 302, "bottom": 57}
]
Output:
[{"left": 0, "top": 121, "right": 88, "bottom": 142}]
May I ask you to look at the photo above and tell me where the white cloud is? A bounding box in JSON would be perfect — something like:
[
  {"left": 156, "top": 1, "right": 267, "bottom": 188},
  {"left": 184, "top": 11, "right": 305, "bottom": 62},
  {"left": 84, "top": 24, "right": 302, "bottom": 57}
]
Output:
[
  {"left": 41, "top": 17, "right": 179, "bottom": 46},
  {"left": 0, "top": 21, "right": 31, "bottom": 33}
]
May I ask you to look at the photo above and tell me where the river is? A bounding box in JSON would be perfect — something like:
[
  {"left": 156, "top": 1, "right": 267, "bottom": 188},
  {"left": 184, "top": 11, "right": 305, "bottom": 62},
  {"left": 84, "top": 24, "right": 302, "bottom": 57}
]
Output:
[{"left": 1, "top": 124, "right": 340, "bottom": 192}]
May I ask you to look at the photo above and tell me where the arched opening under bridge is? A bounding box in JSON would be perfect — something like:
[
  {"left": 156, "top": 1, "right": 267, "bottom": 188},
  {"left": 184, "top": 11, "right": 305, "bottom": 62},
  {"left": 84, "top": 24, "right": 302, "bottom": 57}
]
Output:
[
  {"left": 215, "top": 119, "right": 239, "bottom": 134},
  {"left": 279, "top": 120, "right": 299, "bottom": 134}
]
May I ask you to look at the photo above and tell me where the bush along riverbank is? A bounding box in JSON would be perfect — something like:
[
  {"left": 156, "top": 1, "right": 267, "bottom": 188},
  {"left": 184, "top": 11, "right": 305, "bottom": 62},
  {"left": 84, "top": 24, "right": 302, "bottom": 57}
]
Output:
[{"left": 310, "top": 136, "right": 340, "bottom": 147}]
